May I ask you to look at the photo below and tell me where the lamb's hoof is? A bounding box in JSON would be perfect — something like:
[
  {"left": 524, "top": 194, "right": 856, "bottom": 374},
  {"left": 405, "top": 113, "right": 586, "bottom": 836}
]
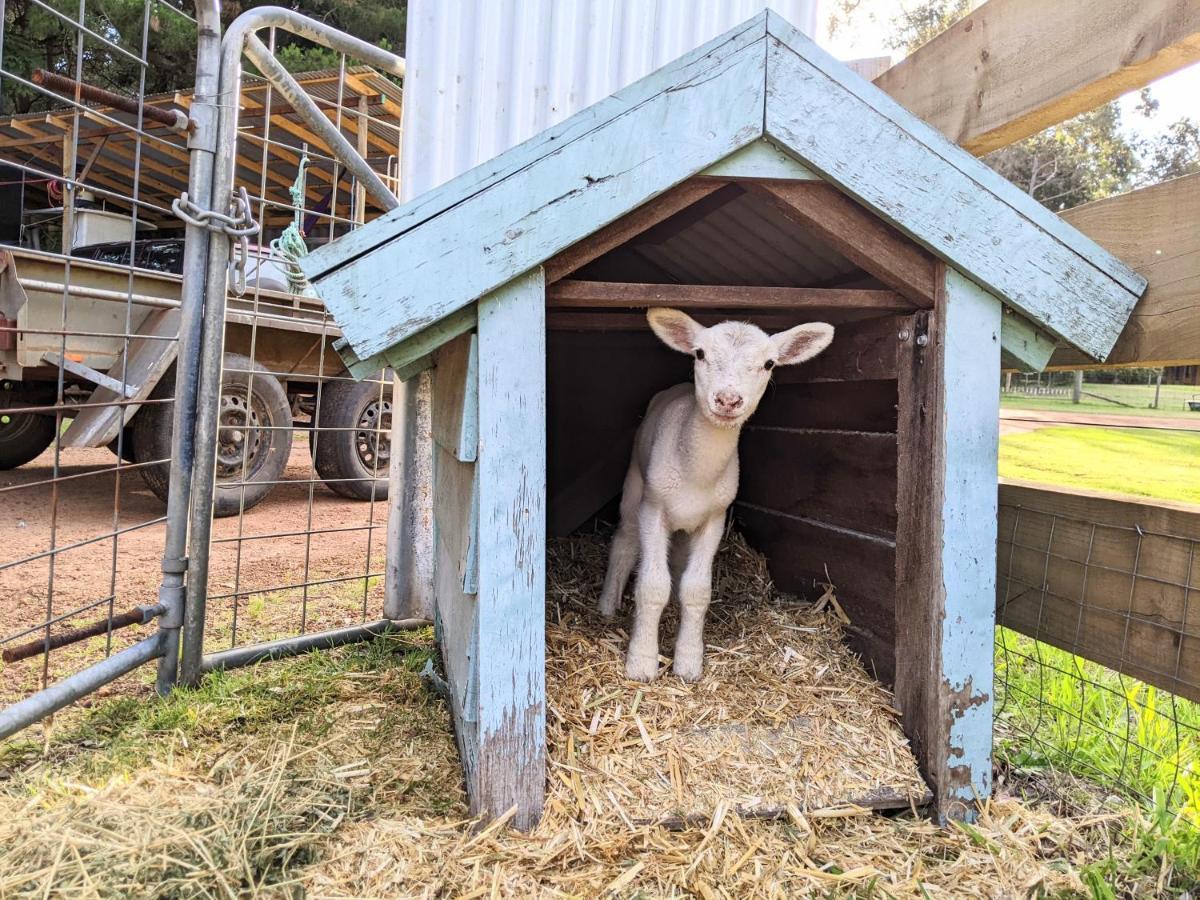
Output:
[
  {"left": 597, "top": 596, "right": 618, "bottom": 622},
  {"left": 625, "top": 654, "right": 659, "bottom": 682},
  {"left": 672, "top": 657, "right": 703, "bottom": 682}
]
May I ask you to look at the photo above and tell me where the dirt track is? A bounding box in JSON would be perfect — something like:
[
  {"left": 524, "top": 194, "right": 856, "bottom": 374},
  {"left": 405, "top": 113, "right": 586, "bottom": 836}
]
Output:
[{"left": 1, "top": 442, "right": 388, "bottom": 704}]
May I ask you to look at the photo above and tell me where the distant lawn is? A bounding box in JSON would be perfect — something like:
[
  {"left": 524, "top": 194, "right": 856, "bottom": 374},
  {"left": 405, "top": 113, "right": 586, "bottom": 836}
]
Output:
[
  {"left": 999, "top": 425, "right": 1200, "bottom": 506},
  {"left": 1002, "top": 388, "right": 1200, "bottom": 420}
]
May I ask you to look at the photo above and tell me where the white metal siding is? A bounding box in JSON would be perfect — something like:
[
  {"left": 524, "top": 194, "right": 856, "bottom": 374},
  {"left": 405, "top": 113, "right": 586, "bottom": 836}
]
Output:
[{"left": 399, "top": 1, "right": 817, "bottom": 200}]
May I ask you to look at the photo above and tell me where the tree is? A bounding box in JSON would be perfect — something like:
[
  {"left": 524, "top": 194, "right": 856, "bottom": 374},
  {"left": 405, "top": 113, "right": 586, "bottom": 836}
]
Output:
[
  {"left": 0, "top": 0, "right": 406, "bottom": 115},
  {"left": 1134, "top": 91, "right": 1200, "bottom": 184}
]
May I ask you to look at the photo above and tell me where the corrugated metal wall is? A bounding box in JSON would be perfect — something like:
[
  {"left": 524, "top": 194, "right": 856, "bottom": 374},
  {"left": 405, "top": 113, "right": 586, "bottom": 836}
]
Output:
[{"left": 400, "top": 1, "right": 818, "bottom": 199}]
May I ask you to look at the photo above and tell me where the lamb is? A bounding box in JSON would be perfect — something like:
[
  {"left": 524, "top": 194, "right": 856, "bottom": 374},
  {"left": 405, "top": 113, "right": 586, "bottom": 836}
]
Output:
[{"left": 599, "top": 308, "right": 834, "bottom": 682}]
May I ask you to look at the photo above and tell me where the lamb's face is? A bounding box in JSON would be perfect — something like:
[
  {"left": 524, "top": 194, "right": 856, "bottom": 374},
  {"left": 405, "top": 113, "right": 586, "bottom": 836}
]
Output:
[{"left": 647, "top": 308, "right": 835, "bottom": 430}]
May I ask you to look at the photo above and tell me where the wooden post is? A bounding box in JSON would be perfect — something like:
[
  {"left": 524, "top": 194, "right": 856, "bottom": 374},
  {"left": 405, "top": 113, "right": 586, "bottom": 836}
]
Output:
[
  {"left": 895, "top": 265, "right": 1000, "bottom": 822},
  {"left": 383, "top": 369, "right": 434, "bottom": 620},
  {"left": 1072, "top": 370, "right": 1083, "bottom": 404},
  {"left": 432, "top": 269, "right": 547, "bottom": 830}
]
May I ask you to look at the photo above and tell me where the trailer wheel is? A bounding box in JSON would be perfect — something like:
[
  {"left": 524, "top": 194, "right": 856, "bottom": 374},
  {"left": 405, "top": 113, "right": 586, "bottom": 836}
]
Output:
[
  {"left": 0, "top": 411, "right": 56, "bottom": 469},
  {"left": 311, "top": 378, "right": 391, "bottom": 501},
  {"left": 134, "top": 354, "right": 293, "bottom": 517}
]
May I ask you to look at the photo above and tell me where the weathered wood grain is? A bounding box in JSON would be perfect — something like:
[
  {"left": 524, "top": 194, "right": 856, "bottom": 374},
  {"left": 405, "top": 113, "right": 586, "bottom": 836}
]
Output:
[
  {"left": 547, "top": 280, "right": 913, "bottom": 312},
  {"left": 750, "top": 181, "right": 937, "bottom": 308},
  {"left": 698, "top": 139, "right": 820, "bottom": 181},
  {"left": 431, "top": 332, "right": 479, "bottom": 463},
  {"left": 1000, "top": 308, "right": 1058, "bottom": 373},
  {"left": 764, "top": 12, "right": 1144, "bottom": 361},
  {"left": 997, "top": 481, "right": 1200, "bottom": 702},
  {"left": 770, "top": 315, "right": 900, "bottom": 384},
  {"left": 875, "top": 0, "right": 1200, "bottom": 156},
  {"left": 739, "top": 427, "right": 898, "bottom": 537},
  {"left": 306, "top": 33, "right": 768, "bottom": 362},
  {"left": 1052, "top": 173, "right": 1200, "bottom": 368},
  {"left": 473, "top": 269, "right": 547, "bottom": 830}
]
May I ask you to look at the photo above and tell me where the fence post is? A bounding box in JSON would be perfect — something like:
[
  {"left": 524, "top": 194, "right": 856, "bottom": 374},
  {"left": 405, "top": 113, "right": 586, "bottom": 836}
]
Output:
[
  {"left": 1072, "top": 370, "right": 1083, "bottom": 404},
  {"left": 153, "top": 0, "right": 221, "bottom": 693}
]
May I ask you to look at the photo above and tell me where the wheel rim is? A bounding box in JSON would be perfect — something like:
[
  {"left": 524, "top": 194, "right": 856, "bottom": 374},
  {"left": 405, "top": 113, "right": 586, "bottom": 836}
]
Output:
[
  {"left": 216, "top": 389, "right": 268, "bottom": 481},
  {"left": 354, "top": 397, "right": 391, "bottom": 475}
]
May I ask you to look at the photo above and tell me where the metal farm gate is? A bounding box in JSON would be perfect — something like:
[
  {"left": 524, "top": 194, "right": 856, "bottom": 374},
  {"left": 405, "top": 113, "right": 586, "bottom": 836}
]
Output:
[{"left": 0, "top": 0, "right": 415, "bottom": 739}]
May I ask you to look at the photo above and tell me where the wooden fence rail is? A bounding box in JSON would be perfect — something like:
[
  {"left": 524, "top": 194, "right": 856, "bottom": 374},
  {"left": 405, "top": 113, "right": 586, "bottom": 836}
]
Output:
[{"left": 997, "top": 480, "right": 1200, "bottom": 702}]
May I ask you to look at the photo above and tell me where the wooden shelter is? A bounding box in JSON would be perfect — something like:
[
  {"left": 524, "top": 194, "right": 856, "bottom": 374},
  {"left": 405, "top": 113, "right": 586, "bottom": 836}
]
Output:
[{"left": 301, "top": 12, "right": 1145, "bottom": 828}]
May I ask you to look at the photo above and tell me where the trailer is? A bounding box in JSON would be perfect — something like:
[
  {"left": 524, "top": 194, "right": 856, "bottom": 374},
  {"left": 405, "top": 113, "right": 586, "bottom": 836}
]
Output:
[{"left": 0, "top": 245, "right": 390, "bottom": 514}]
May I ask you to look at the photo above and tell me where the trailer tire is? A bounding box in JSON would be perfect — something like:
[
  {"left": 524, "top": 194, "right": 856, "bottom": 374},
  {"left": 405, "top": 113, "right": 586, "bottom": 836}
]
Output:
[
  {"left": 311, "top": 378, "right": 391, "bottom": 502},
  {"left": 134, "top": 354, "right": 293, "bottom": 517},
  {"left": 0, "top": 411, "right": 56, "bottom": 469}
]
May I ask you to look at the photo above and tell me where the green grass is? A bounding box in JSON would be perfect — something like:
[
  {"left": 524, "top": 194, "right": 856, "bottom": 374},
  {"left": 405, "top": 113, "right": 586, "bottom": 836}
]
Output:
[
  {"left": 996, "top": 628, "right": 1200, "bottom": 893},
  {"left": 1002, "top": 382, "right": 1200, "bottom": 420},
  {"left": 999, "top": 425, "right": 1200, "bottom": 505}
]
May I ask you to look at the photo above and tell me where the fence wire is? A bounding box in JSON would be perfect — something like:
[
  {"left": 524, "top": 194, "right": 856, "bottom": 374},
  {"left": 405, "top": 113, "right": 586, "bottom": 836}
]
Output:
[
  {"left": 995, "top": 496, "right": 1200, "bottom": 824},
  {"left": 0, "top": 3, "right": 402, "bottom": 710}
]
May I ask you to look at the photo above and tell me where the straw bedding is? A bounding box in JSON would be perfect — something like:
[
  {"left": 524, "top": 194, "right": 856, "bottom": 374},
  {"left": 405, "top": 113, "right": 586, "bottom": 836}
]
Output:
[{"left": 0, "top": 532, "right": 1118, "bottom": 897}]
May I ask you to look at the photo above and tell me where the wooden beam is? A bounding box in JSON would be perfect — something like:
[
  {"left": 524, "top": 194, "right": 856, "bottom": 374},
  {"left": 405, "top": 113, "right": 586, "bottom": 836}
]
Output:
[
  {"left": 548, "top": 280, "right": 915, "bottom": 311},
  {"left": 749, "top": 181, "right": 938, "bottom": 308},
  {"left": 998, "top": 480, "right": 1200, "bottom": 703},
  {"left": 875, "top": 0, "right": 1200, "bottom": 156},
  {"left": 895, "top": 266, "right": 1000, "bottom": 823},
  {"left": 699, "top": 139, "right": 820, "bottom": 181},
  {"left": 1051, "top": 173, "right": 1200, "bottom": 368},
  {"left": 1000, "top": 308, "right": 1058, "bottom": 373},
  {"left": 544, "top": 181, "right": 728, "bottom": 283}
]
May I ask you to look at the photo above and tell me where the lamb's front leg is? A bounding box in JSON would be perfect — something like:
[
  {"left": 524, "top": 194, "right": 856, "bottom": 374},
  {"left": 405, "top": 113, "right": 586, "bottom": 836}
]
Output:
[
  {"left": 672, "top": 513, "right": 724, "bottom": 682},
  {"left": 625, "top": 505, "right": 671, "bottom": 682}
]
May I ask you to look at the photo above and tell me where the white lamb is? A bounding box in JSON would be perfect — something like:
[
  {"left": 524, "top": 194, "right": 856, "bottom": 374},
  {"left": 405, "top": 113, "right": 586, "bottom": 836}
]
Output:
[{"left": 599, "top": 308, "right": 834, "bottom": 682}]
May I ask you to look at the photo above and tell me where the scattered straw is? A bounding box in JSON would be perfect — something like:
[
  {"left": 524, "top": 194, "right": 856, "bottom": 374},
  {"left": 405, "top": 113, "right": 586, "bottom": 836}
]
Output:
[{"left": 0, "top": 532, "right": 1146, "bottom": 896}]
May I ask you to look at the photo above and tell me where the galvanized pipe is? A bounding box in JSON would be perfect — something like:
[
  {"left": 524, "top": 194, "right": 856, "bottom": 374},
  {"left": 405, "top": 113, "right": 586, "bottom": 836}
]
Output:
[
  {"left": 199, "top": 618, "right": 429, "bottom": 672},
  {"left": 2, "top": 603, "right": 164, "bottom": 664},
  {"left": 242, "top": 35, "right": 399, "bottom": 213},
  {"left": 0, "top": 632, "right": 164, "bottom": 742},
  {"left": 179, "top": 6, "right": 405, "bottom": 686},
  {"left": 154, "top": 0, "right": 222, "bottom": 694}
]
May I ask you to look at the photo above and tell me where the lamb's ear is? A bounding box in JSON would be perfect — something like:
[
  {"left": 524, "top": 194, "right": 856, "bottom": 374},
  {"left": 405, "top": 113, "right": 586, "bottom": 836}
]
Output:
[
  {"left": 647, "top": 307, "right": 704, "bottom": 354},
  {"left": 771, "top": 322, "right": 834, "bottom": 365}
]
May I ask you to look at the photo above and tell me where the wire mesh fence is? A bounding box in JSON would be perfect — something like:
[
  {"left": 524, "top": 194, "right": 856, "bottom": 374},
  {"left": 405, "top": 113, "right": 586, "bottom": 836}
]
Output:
[
  {"left": 995, "top": 484, "right": 1199, "bottom": 826},
  {"left": 0, "top": 2, "right": 402, "bottom": 713}
]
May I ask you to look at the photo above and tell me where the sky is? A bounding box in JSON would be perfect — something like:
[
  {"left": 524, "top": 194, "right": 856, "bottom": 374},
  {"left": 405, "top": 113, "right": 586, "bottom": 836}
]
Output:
[{"left": 816, "top": 0, "right": 1200, "bottom": 146}]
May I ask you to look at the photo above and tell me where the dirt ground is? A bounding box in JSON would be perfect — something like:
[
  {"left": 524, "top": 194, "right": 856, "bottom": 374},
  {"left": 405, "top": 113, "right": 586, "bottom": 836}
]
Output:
[{"left": 1, "top": 441, "right": 388, "bottom": 704}]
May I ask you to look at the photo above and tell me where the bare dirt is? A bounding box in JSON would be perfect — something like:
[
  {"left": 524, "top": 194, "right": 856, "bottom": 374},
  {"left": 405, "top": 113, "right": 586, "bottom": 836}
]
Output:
[{"left": 1, "top": 441, "right": 388, "bottom": 704}]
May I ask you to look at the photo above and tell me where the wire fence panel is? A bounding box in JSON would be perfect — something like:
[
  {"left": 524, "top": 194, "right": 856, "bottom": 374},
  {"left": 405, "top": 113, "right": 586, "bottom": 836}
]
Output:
[
  {"left": 1002, "top": 368, "right": 1200, "bottom": 415},
  {"left": 996, "top": 481, "right": 1200, "bottom": 818},
  {"left": 0, "top": 0, "right": 203, "bottom": 711},
  {"left": 186, "top": 24, "right": 402, "bottom": 666}
]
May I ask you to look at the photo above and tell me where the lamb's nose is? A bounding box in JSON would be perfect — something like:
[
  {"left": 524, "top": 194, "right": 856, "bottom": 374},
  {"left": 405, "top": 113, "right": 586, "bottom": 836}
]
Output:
[{"left": 715, "top": 391, "right": 743, "bottom": 412}]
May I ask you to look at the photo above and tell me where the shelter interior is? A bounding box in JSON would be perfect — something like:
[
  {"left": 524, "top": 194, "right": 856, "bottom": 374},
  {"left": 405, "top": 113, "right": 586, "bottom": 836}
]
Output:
[{"left": 543, "top": 174, "right": 943, "bottom": 689}]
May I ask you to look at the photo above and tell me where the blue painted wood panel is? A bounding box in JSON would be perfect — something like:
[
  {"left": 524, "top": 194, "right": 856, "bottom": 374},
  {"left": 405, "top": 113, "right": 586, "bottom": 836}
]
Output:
[
  {"left": 304, "top": 37, "right": 767, "bottom": 363},
  {"left": 762, "top": 12, "right": 1143, "bottom": 361},
  {"left": 939, "top": 268, "right": 1001, "bottom": 815},
  {"left": 472, "top": 267, "right": 547, "bottom": 828}
]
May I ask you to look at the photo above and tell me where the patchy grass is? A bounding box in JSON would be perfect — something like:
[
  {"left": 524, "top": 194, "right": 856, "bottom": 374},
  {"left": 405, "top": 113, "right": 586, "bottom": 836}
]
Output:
[
  {"left": 995, "top": 628, "right": 1200, "bottom": 893},
  {"left": 998, "top": 426, "right": 1200, "bottom": 505}
]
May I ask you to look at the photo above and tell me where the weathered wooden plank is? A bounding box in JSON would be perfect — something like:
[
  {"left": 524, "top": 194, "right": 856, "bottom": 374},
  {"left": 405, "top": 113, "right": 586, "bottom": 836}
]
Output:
[
  {"left": 876, "top": 0, "right": 1200, "bottom": 156},
  {"left": 301, "top": 13, "right": 769, "bottom": 278},
  {"left": 1052, "top": 173, "right": 1200, "bottom": 368},
  {"left": 546, "top": 310, "right": 862, "bottom": 333},
  {"left": 473, "top": 268, "right": 547, "bottom": 830},
  {"left": 895, "top": 269, "right": 1002, "bottom": 823},
  {"left": 764, "top": 12, "right": 1145, "bottom": 361},
  {"left": 699, "top": 139, "right": 819, "bottom": 181},
  {"left": 752, "top": 379, "right": 898, "bottom": 433},
  {"left": 548, "top": 280, "right": 913, "bottom": 312},
  {"left": 735, "top": 502, "right": 897, "bottom": 684},
  {"left": 749, "top": 181, "right": 937, "bottom": 308},
  {"left": 305, "top": 34, "right": 768, "bottom": 362},
  {"left": 997, "top": 480, "right": 1200, "bottom": 702},
  {"left": 1000, "top": 308, "right": 1058, "bottom": 373},
  {"left": 770, "top": 315, "right": 900, "bottom": 384},
  {"left": 739, "top": 428, "right": 898, "bottom": 537},
  {"left": 544, "top": 181, "right": 727, "bottom": 283},
  {"left": 431, "top": 331, "right": 479, "bottom": 463}
]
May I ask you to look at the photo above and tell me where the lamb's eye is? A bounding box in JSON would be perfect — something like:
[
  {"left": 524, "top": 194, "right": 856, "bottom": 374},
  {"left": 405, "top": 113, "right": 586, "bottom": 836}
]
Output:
[
  {"left": 695, "top": 348, "right": 705, "bottom": 361},
  {"left": 763, "top": 359, "right": 775, "bottom": 371}
]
